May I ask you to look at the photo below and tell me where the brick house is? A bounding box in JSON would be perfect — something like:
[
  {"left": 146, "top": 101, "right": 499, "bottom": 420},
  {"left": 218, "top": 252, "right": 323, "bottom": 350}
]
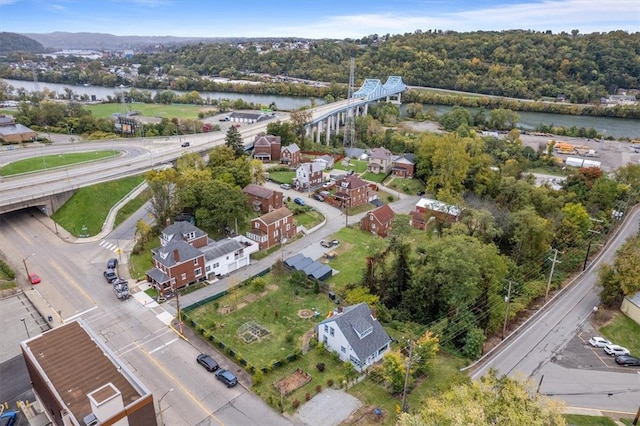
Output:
[
  {"left": 334, "top": 175, "right": 374, "bottom": 209},
  {"left": 242, "top": 184, "right": 283, "bottom": 213},
  {"left": 391, "top": 155, "right": 415, "bottom": 178},
  {"left": 360, "top": 204, "right": 395, "bottom": 237},
  {"left": 294, "top": 162, "right": 324, "bottom": 191},
  {"left": 410, "top": 197, "right": 463, "bottom": 229},
  {"left": 147, "top": 240, "right": 206, "bottom": 296},
  {"left": 160, "top": 220, "right": 208, "bottom": 249},
  {"left": 246, "top": 207, "right": 297, "bottom": 250},
  {"left": 252, "top": 135, "right": 281, "bottom": 162},
  {"left": 0, "top": 115, "right": 37, "bottom": 143},
  {"left": 367, "top": 147, "right": 393, "bottom": 174},
  {"left": 281, "top": 143, "right": 301, "bottom": 167}
]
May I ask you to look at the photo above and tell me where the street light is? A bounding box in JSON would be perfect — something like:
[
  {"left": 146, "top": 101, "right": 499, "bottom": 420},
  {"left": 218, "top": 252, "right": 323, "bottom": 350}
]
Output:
[
  {"left": 23, "top": 253, "right": 35, "bottom": 282},
  {"left": 20, "top": 318, "right": 30, "bottom": 338},
  {"left": 158, "top": 388, "right": 174, "bottom": 426}
]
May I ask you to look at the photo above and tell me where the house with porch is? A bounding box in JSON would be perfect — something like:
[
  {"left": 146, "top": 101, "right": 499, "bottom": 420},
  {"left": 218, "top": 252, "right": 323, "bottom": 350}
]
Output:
[
  {"left": 367, "top": 147, "right": 393, "bottom": 174},
  {"left": 242, "top": 184, "right": 283, "bottom": 213},
  {"left": 146, "top": 240, "right": 206, "bottom": 296},
  {"left": 246, "top": 207, "right": 296, "bottom": 250},
  {"left": 391, "top": 155, "right": 415, "bottom": 178},
  {"left": 294, "top": 162, "right": 324, "bottom": 191},
  {"left": 281, "top": 143, "right": 301, "bottom": 167},
  {"left": 253, "top": 135, "right": 281, "bottom": 162},
  {"left": 334, "top": 175, "right": 375, "bottom": 209},
  {"left": 360, "top": 204, "right": 395, "bottom": 238},
  {"left": 317, "top": 303, "right": 391, "bottom": 372}
]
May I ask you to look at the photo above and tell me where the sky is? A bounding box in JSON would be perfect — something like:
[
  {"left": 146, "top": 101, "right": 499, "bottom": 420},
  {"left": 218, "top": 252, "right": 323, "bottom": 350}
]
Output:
[{"left": 0, "top": 0, "right": 638, "bottom": 39}]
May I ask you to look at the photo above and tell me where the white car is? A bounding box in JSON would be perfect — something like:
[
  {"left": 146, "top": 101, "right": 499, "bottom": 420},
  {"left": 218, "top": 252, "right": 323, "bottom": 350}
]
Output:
[
  {"left": 604, "top": 344, "right": 630, "bottom": 357},
  {"left": 589, "top": 336, "right": 611, "bottom": 348}
]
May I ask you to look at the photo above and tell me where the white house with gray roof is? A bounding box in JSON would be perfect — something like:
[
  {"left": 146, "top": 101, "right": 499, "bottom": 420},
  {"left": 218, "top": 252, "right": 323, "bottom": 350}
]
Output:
[
  {"left": 201, "top": 236, "right": 258, "bottom": 278},
  {"left": 317, "top": 303, "right": 391, "bottom": 372}
]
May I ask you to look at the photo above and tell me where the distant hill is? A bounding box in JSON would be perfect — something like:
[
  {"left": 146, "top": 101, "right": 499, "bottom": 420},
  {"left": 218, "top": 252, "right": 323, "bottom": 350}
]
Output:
[
  {"left": 0, "top": 32, "right": 44, "bottom": 54},
  {"left": 21, "top": 31, "right": 234, "bottom": 50}
]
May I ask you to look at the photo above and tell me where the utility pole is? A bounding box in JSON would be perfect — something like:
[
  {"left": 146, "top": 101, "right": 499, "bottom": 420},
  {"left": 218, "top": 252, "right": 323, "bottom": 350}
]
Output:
[
  {"left": 401, "top": 340, "right": 414, "bottom": 413},
  {"left": 545, "top": 248, "right": 562, "bottom": 303},
  {"left": 502, "top": 280, "right": 516, "bottom": 340},
  {"left": 345, "top": 57, "right": 356, "bottom": 148},
  {"left": 583, "top": 218, "right": 603, "bottom": 271},
  {"left": 174, "top": 283, "right": 183, "bottom": 334}
]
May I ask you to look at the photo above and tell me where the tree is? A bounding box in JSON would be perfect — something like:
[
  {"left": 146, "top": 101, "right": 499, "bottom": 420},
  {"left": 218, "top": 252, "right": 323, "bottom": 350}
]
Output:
[
  {"left": 598, "top": 235, "right": 640, "bottom": 303},
  {"left": 380, "top": 350, "right": 411, "bottom": 394},
  {"left": 412, "top": 331, "right": 439, "bottom": 376},
  {"left": 398, "top": 370, "right": 566, "bottom": 426},
  {"left": 344, "top": 286, "right": 380, "bottom": 307},
  {"left": 289, "top": 108, "right": 312, "bottom": 146},
  {"left": 145, "top": 167, "right": 179, "bottom": 228},
  {"left": 487, "top": 108, "right": 520, "bottom": 130},
  {"left": 225, "top": 125, "right": 244, "bottom": 156},
  {"left": 426, "top": 133, "right": 471, "bottom": 201},
  {"left": 439, "top": 106, "right": 471, "bottom": 131}
]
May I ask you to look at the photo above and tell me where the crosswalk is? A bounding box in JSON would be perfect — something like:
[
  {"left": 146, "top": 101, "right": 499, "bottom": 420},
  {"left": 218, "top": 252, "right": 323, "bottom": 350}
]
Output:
[{"left": 99, "top": 240, "right": 122, "bottom": 253}]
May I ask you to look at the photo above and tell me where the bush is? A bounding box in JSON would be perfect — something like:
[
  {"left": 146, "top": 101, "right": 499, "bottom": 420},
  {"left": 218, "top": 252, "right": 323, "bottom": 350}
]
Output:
[
  {"left": 316, "top": 384, "right": 322, "bottom": 393},
  {"left": 327, "top": 379, "right": 334, "bottom": 387},
  {"left": 316, "top": 363, "right": 325, "bottom": 372},
  {"left": 252, "top": 277, "right": 266, "bottom": 292},
  {"left": 292, "top": 399, "right": 300, "bottom": 409},
  {"left": 253, "top": 370, "right": 264, "bottom": 385},
  {"left": 305, "top": 392, "right": 311, "bottom": 401}
]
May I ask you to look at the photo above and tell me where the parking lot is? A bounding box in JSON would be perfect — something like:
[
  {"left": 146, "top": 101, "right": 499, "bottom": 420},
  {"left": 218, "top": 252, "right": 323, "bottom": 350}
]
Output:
[{"left": 554, "top": 330, "right": 639, "bottom": 374}]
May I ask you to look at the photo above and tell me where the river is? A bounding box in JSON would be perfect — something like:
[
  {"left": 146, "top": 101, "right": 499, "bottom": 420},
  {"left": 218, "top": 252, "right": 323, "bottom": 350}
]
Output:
[{"left": 3, "top": 79, "right": 638, "bottom": 139}]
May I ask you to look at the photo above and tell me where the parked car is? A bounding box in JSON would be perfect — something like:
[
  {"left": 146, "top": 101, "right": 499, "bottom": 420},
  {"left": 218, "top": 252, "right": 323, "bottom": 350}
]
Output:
[
  {"left": 28, "top": 273, "right": 41, "bottom": 285},
  {"left": 280, "top": 183, "right": 291, "bottom": 190},
  {"left": 417, "top": 191, "right": 426, "bottom": 196},
  {"left": 0, "top": 411, "right": 17, "bottom": 426},
  {"left": 604, "top": 344, "right": 630, "bottom": 357},
  {"left": 107, "top": 258, "right": 118, "bottom": 269},
  {"left": 181, "top": 141, "right": 190, "bottom": 147},
  {"left": 615, "top": 355, "right": 640, "bottom": 366},
  {"left": 196, "top": 353, "right": 219, "bottom": 372},
  {"left": 588, "top": 336, "right": 611, "bottom": 348},
  {"left": 103, "top": 269, "right": 118, "bottom": 284},
  {"left": 215, "top": 369, "right": 238, "bottom": 387},
  {"left": 312, "top": 194, "right": 325, "bottom": 202},
  {"left": 293, "top": 197, "right": 306, "bottom": 206}
]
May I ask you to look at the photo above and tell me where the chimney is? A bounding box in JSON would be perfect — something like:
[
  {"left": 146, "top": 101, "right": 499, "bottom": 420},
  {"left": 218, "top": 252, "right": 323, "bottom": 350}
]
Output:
[
  {"left": 370, "top": 308, "right": 377, "bottom": 320},
  {"left": 173, "top": 249, "right": 180, "bottom": 262},
  {"left": 337, "top": 306, "right": 343, "bottom": 314}
]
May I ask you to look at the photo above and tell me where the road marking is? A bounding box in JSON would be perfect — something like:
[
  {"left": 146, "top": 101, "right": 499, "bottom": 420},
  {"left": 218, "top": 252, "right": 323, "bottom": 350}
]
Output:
[
  {"left": 148, "top": 338, "right": 178, "bottom": 354},
  {"left": 47, "top": 260, "right": 96, "bottom": 305},
  {"left": 65, "top": 306, "right": 98, "bottom": 322}
]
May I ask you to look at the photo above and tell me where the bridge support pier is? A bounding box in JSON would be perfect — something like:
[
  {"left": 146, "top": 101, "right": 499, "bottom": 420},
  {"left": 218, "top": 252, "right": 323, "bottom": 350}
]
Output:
[{"left": 325, "top": 117, "right": 331, "bottom": 145}]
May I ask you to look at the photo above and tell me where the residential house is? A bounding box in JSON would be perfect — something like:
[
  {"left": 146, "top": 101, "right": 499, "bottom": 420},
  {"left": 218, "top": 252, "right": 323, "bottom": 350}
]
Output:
[
  {"left": 410, "top": 197, "right": 463, "bottom": 229},
  {"left": 246, "top": 207, "right": 296, "bottom": 250},
  {"left": 280, "top": 143, "right": 301, "bottom": 167},
  {"left": 0, "top": 115, "right": 37, "bottom": 143},
  {"left": 360, "top": 204, "right": 395, "bottom": 237},
  {"left": 334, "top": 175, "right": 374, "bottom": 209},
  {"left": 21, "top": 320, "right": 157, "bottom": 426},
  {"left": 202, "top": 236, "right": 259, "bottom": 278},
  {"left": 600, "top": 95, "right": 637, "bottom": 106},
  {"left": 242, "top": 183, "right": 283, "bottom": 213},
  {"left": 317, "top": 303, "right": 391, "bottom": 372},
  {"left": 294, "top": 162, "right": 324, "bottom": 191},
  {"left": 345, "top": 147, "right": 367, "bottom": 161},
  {"left": 313, "top": 154, "right": 335, "bottom": 170},
  {"left": 391, "top": 155, "right": 415, "bottom": 178},
  {"left": 367, "top": 147, "right": 393, "bottom": 174},
  {"left": 160, "top": 220, "right": 208, "bottom": 249},
  {"left": 147, "top": 240, "right": 206, "bottom": 295},
  {"left": 253, "top": 134, "right": 281, "bottom": 162}
]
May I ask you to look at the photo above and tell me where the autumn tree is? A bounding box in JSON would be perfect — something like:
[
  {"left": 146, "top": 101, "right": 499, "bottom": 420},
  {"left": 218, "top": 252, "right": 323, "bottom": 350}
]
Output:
[
  {"left": 224, "top": 124, "right": 244, "bottom": 156},
  {"left": 598, "top": 234, "right": 640, "bottom": 308},
  {"left": 398, "top": 370, "right": 566, "bottom": 426},
  {"left": 145, "top": 167, "right": 179, "bottom": 228},
  {"left": 289, "top": 108, "right": 312, "bottom": 146}
]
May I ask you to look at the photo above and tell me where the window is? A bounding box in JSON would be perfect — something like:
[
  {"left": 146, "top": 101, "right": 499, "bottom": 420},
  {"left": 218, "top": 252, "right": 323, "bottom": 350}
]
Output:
[
  {"left": 213, "top": 262, "right": 219, "bottom": 268},
  {"left": 181, "top": 273, "right": 187, "bottom": 280},
  {"left": 255, "top": 222, "right": 260, "bottom": 228},
  {"left": 330, "top": 327, "right": 335, "bottom": 337},
  {"left": 324, "top": 324, "right": 328, "bottom": 332},
  {"left": 193, "top": 259, "right": 198, "bottom": 265},
  {"left": 323, "top": 336, "right": 328, "bottom": 344},
  {"left": 195, "top": 268, "right": 202, "bottom": 277},
  {"left": 341, "top": 346, "right": 346, "bottom": 353}
]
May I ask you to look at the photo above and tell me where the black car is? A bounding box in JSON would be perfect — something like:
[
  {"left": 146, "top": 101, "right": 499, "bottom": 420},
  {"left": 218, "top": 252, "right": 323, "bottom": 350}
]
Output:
[
  {"left": 417, "top": 191, "right": 426, "bottom": 196},
  {"left": 215, "top": 369, "right": 238, "bottom": 387},
  {"left": 197, "top": 353, "right": 219, "bottom": 372},
  {"left": 615, "top": 355, "right": 640, "bottom": 366},
  {"left": 107, "top": 258, "right": 118, "bottom": 269},
  {"left": 103, "top": 269, "right": 117, "bottom": 283}
]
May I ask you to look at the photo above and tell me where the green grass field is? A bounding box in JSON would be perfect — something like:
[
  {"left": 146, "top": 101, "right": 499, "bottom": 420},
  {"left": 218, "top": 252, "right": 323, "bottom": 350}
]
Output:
[
  {"left": 52, "top": 175, "right": 145, "bottom": 237},
  {"left": 86, "top": 103, "right": 218, "bottom": 119},
  {"left": 0, "top": 151, "right": 118, "bottom": 176},
  {"left": 600, "top": 312, "right": 640, "bottom": 356}
]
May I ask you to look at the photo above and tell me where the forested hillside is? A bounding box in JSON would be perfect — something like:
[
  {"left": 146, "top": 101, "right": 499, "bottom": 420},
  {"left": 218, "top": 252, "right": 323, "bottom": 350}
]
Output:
[
  {"left": 136, "top": 30, "right": 639, "bottom": 102},
  {"left": 0, "top": 32, "right": 44, "bottom": 54}
]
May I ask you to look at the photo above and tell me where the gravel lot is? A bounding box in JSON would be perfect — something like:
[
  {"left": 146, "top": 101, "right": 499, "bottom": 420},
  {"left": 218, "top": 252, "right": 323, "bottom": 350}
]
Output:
[{"left": 294, "top": 388, "right": 362, "bottom": 426}]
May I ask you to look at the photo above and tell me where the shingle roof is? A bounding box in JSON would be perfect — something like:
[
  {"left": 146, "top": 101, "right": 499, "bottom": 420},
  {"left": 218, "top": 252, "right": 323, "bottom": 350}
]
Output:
[
  {"left": 162, "top": 221, "right": 206, "bottom": 243},
  {"left": 201, "top": 238, "right": 245, "bottom": 261},
  {"left": 21, "top": 320, "right": 145, "bottom": 423},
  {"left": 369, "top": 204, "right": 395, "bottom": 224},
  {"left": 282, "top": 143, "right": 300, "bottom": 153},
  {"left": 298, "top": 162, "right": 324, "bottom": 174},
  {"left": 319, "top": 303, "right": 391, "bottom": 362},
  {"left": 0, "top": 122, "right": 36, "bottom": 136},
  {"left": 369, "top": 147, "right": 392, "bottom": 160},
  {"left": 242, "top": 184, "right": 275, "bottom": 199},
  {"left": 254, "top": 206, "right": 292, "bottom": 225},
  {"left": 153, "top": 240, "right": 202, "bottom": 267},
  {"left": 337, "top": 175, "right": 368, "bottom": 189},
  {"left": 416, "top": 197, "right": 463, "bottom": 217}
]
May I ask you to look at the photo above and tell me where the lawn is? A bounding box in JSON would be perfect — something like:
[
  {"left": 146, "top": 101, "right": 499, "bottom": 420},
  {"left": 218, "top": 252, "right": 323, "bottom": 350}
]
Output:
[
  {"left": 360, "top": 171, "right": 388, "bottom": 183},
  {"left": 129, "top": 238, "right": 161, "bottom": 281},
  {"left": 600, "top": 311, "right": 640, "bottom": 356},
  {"left": 564, "top": 414, "right": 619, "bottom": 425},
  {"left": 384, "top": 177, "right": 424, "bottom": 195},
  {"left": 333, "top": 159, "right": 368, "bottom": 174},
  {"left": 52, "top": 175, "right": 145, "bottom": 237},
  {"left": 268, "top": 170, "right": 296, "bottom": 185},
  {"left": 185, "top": 272, "right": 336, "bottom": 370},
  {"left": 0, "top": 151, "right": 119, "bottom": 176},
  {"left": 295, "top": 209, "right": 324, "bottom": 229},
  {"left": 114, "top": 188, "right": 151, "bottom": 228},
  {"left": 324, "top": 227, "right": 389, "bottom": 289},
  {"left": 86, "top": 103, "right": 217, "bottom": 119}
]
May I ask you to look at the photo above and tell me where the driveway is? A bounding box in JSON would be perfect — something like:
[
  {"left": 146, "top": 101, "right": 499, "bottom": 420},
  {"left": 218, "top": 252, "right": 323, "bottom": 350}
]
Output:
[{"left": 294, "top": 388, "right": 362, "bottom": 426}]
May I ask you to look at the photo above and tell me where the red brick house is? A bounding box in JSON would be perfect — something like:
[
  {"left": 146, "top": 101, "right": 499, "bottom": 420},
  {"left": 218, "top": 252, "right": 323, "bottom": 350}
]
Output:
[
  {"left": 410, "top": 197, "right": 463, "bottom": 229},
  {"left": 242, "top": 184, "right": 283, "bottom": 213},
  {"left": 246, "top": 207, "right": 297, "bottom": 250},
  {"left": 281, "top": 143, "right": 301, "bottom": 167},
  {"left": 334, "top": 175, "right": 375, "bottom": 209},
  {"left": 391, "top": 155, "right": 415, "bottom": 178},
  {"left": 253, "top": 135, "right": 281, "bottom": 162},
  {"left": 146, "top": 240, "right": 206, "bottom": 296},
  {"left": 360, "top": 204, "right": 395, "bottom": 237},
  {"left": 160, "top": 220, "right": 208, "bottom": 249},
  {"left": 0, "top": 115, "right": 37, "bottom": 143}
]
